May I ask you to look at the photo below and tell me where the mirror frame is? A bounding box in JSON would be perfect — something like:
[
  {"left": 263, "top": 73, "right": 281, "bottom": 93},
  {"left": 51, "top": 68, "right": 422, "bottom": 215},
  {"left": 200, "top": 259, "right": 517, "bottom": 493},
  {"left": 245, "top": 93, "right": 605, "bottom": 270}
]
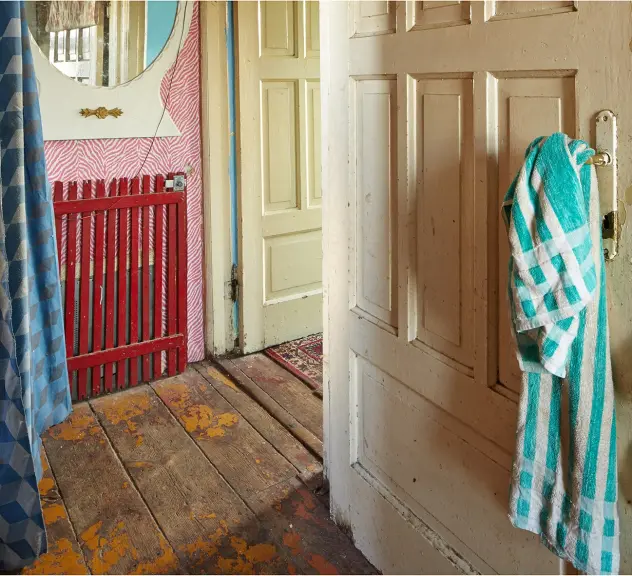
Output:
[{"left": 31, "top": 0, "right": 193, "bottom": 141}]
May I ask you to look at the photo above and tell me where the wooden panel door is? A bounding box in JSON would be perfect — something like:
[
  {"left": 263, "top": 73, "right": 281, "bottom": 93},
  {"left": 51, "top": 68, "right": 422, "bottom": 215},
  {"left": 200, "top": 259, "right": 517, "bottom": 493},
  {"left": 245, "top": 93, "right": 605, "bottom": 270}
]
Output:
[
  {"left": 237, "top": 1, "right": 322, "bottom": 353},
  {"left": 323, "top": 1, "right": 632, "bottom": 573}
]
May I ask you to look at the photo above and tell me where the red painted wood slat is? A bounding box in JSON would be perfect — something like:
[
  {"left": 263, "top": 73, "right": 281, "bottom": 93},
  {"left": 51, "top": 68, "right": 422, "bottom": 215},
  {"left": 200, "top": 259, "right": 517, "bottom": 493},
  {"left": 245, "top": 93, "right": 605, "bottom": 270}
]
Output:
[
  {"left": 92, "top": 180, "right": 106, "bottom": 397},
  {"left": 141, "top": 175, "right": 151, "bottom": 380},
  {"left": 67, "top": 335, "right": 184, "bottom": 372},
  {"left": 177, "top": 186, "right": 187, "bottom": 373},
  {"left": 52, "top": 174, "right": 188, "bottom": 400},
  {"left": 153, "top": 175, "right": 165, "bottom": 379},
  {"left": 129, "top": 178, "right": 140, "bottom": 387},
  {"left": 54, "top": 193, "right": 180, "bottom": 214},
  {"left": 117, "top": 178, "right": 129, "bottom": 389},
  {"left": 77, "top": 181, "right": 92, "bottom": 400},
  {"left": 53, "top": 182, "right": 63, "bottom": 274},
  {"left": 167, "top": 174, "right": 177, "bottom": 376},
  {"left": 64, "top": 182, "right": 78, "bottom": 364},
  {"left": 103, "top": 180, "right": 117, "bottom": 392}
]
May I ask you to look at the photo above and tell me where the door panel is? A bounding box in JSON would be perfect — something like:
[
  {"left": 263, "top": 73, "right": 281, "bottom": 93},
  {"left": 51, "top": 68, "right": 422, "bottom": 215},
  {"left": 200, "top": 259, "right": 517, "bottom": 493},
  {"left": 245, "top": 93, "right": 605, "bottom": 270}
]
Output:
[
  {"left": 411, "top": 1, "right": 470, "bottom": 30},
  {"left": 497, "top": 74, "right": 576, "bottom": 394},
  {"left": 238, "top": 1, "right": 321, "bottom": 352},
  {"left": 414, "top": 77, "right": 474, "bottom": 366},
  {"left": 351, "top": 78, "right": 398, "bottom": 328},
  {"left": 492, "top": 1, "right": 575, "bottom": 21},
  {"left": 323, "top": 1, "right": 632, "bottom": 573}
]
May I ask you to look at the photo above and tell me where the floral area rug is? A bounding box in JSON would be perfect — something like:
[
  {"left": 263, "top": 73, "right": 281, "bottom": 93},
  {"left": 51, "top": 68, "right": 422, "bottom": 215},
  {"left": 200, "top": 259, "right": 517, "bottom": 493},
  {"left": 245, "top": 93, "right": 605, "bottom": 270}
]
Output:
[{"left": 265, "top": 334, "right": 323, "bottom": 392}]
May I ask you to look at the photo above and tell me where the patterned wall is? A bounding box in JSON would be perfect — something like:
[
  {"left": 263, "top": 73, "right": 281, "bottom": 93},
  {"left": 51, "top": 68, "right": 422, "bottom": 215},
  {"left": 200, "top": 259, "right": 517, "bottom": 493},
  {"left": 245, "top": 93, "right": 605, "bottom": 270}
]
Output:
[{"left": 44, "top": 2, "right": 204, "bottom": 363}]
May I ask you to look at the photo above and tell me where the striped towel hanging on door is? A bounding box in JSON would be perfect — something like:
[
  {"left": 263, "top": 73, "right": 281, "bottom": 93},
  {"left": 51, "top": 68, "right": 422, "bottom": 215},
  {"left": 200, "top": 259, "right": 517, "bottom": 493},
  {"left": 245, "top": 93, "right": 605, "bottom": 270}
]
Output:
[{"left": 503, "top": 133, "right": 619, "bottom": 575}]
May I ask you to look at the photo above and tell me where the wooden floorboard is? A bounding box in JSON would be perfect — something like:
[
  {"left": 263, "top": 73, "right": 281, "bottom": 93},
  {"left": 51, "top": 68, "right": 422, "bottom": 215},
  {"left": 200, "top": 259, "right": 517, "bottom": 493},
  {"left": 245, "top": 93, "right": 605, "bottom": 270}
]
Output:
[
  {"left": 248, "top": 477, "right": 376, "bottom": 575},
  {"left": 230, "top": 355, "right": 323, "bottom": 441},
  {"left": 220, "top": 358, "right": 323, "bottom": 458},
  {"left": 194, "top": 362, "right": 322, "bottom": 478},
  {"left": 152, "top": 369, "right": 297, "bottom": 501},
  {"left": 157, "top": 368, "right": 374, "bottom": 575},
  {"left": 42, "top": 403, "right": 180, "bottom": 574},
  {"left": 26, "top": 356, "right": 375, "bottom": 575},
  {"left": 91, "top": 385, "right": 294, "bottom": 574},
  {"left": 22, "top": 450, "right": 88, "bottom": 575}
]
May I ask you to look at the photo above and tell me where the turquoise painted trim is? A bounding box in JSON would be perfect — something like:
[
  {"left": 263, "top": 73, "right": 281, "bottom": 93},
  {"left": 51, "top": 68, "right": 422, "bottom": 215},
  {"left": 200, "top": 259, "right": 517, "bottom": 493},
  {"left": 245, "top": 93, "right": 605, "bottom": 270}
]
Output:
[{"left": 226, "top": 1, "right": 239, "bottom": 340}]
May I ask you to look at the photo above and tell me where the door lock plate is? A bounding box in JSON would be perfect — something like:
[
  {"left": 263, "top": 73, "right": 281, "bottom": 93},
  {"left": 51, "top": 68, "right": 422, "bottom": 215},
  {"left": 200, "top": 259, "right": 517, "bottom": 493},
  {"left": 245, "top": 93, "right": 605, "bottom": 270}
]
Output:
[{"left": 594, "top": 110, "right": 618, "bottom": 261}]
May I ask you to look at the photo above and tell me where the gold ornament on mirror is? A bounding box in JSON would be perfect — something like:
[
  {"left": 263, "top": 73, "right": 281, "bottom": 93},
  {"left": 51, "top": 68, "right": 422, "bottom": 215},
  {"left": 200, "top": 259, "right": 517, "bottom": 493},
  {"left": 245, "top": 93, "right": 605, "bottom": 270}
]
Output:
[{"left": 79, "top": 107, "right": 123, "bottom": 120}]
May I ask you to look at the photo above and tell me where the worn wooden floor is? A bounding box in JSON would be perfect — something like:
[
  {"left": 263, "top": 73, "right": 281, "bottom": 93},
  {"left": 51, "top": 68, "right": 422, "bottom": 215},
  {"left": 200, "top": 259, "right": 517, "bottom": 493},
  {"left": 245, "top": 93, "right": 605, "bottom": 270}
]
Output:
[{"left": 25, "top": 355, "right": 375, "bottom": 575}]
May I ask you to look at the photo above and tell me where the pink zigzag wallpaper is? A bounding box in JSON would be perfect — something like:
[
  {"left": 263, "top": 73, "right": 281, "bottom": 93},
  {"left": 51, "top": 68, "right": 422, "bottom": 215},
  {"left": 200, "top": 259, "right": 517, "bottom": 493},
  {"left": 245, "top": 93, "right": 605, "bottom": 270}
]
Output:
[{"left": 45, "top": 3, "right": 205, "bottom": 363}]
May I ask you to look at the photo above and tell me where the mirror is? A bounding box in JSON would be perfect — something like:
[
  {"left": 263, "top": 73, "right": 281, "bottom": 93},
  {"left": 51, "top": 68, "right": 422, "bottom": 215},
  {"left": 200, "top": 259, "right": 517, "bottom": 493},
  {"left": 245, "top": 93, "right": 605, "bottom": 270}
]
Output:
[{"left": 25, "top": 0, "right": 178, "bottom": 87}]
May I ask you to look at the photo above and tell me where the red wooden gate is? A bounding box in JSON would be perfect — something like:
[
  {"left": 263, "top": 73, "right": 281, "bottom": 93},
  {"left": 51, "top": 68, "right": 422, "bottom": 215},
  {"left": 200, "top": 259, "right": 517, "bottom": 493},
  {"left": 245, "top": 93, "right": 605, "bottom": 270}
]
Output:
[{"left": 53, "top": 175, "right": 187, "bottom": 401}]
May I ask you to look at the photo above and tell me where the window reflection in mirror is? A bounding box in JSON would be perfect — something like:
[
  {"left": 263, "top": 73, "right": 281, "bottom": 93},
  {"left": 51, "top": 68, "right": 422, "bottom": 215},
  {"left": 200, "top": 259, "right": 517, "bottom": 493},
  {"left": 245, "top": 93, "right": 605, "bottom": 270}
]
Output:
[{"left": 25, "top": 0, "right": 178, "bottom": 87}]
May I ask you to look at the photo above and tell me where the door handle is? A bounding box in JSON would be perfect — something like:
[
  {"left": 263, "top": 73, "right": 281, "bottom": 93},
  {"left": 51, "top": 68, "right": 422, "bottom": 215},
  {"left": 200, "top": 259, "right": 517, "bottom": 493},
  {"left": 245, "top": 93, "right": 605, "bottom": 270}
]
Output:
[{"left": 591, "top": 110, "right": 618, "bottom": 261}]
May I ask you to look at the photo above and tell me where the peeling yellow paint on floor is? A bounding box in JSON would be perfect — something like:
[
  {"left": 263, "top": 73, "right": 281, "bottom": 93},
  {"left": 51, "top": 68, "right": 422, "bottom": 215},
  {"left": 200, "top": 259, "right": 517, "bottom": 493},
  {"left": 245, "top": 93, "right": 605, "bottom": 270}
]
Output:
[
  {"left": 38, "top": 476, "right": 54, "bottom": 497},
  {"left": 128, "top": 461, "right": 151, "bottom": 469},
  {"left": 206, "top": 366, "right": 240, "bottom": 391},
  {"left": 308, "top": 554, "right": 339, "bottom": 575},
  {"left": 283, "top": 531, "right": 302, "bottom": 556},
  {"left": 130, "top": 533, "right": 179, "bottom": 574},
  {"left": 42, "top": 503, "right": 66, "bottom": 525},
  {"left": 190, "top": 511, "right": 217, "bottom": 520},
  {"left": 22, "top": 538, "right": 87, "bottom": 575},
  {"left": 181, "top": 404, "right": 238, "bottom": 438},
  {"left": 81, "top": 521, "right": 137, "bottom": 574},
  {"left": 47, "top": 413, "right": 100, "bottom": 442},
  {"left": 178, "top": 532, "right": 220, "bottom": 567},
  {"left": 98, "top": 392, "right": 151, "bottom": 446},
  {"left": 243, "top": 541, "right": 278, "bottom": 564},
  {"left": 283, "top": 530, "right": 339, "bottom": 574},
  {"left": 153, "top": 381, "right": 191, "bottom": 409}
]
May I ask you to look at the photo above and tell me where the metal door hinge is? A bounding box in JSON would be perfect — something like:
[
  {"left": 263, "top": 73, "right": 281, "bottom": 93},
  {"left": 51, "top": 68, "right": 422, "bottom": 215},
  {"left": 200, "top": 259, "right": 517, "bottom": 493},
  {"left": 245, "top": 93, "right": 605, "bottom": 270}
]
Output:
[{"left": 230, "top": 264, "right": 239, "bottom": 303}]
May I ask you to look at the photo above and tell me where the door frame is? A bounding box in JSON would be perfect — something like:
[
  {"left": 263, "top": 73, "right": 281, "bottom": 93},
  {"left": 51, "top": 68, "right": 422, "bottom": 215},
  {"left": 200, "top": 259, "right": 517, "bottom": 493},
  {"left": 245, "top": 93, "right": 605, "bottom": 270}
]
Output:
[{"left": 200, "top": 1, "right": 235, "bottom": 357}]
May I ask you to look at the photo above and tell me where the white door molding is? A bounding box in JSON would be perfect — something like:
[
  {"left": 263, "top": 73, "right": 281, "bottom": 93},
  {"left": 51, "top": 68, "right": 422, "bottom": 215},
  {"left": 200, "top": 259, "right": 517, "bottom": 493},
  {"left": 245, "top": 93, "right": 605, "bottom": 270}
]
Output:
[{"left": 200, "top": 1, "right": 234, "bottom": 357}]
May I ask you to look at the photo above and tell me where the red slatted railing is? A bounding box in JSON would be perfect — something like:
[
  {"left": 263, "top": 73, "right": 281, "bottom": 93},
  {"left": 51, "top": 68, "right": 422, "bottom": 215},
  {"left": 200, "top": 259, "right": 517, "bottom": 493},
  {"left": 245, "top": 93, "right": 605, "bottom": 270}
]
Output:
[{"left": 53, "top": 175, "right": 187, "bottom": 400}]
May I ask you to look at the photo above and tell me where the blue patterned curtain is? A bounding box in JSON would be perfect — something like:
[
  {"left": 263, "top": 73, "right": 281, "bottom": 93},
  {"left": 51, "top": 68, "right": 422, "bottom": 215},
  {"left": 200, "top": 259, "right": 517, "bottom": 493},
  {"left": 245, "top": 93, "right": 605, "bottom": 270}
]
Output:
[{"left": 0, "top": 1, "right": 71, "bottom": 570}]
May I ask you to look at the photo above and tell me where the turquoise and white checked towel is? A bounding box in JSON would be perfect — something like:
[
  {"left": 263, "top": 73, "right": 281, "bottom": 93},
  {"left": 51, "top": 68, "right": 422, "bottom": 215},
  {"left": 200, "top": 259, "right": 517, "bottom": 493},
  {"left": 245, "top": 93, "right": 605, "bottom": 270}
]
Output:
[{"left": 503, "top": 133, "right": 619, "bottom": 574}]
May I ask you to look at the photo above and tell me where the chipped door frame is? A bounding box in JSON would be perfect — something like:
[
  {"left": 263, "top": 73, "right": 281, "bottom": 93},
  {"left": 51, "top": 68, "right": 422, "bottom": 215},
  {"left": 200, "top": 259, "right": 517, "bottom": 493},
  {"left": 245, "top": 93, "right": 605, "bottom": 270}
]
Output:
[{"left": 200, "top": 1, "right": 236, "bottom": 357}]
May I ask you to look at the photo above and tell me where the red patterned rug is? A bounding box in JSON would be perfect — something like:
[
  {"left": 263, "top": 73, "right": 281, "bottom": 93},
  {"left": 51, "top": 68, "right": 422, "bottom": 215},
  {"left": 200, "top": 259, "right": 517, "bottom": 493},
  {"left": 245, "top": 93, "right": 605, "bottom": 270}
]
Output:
[{"left": 265, "top": 334, "right": 323, "bottom": 392}]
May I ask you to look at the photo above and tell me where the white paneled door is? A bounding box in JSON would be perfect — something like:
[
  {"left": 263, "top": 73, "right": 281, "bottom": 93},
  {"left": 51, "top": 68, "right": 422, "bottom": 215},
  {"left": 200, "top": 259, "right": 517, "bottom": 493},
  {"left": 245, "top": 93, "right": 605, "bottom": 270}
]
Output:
[
  {"left": 323, "top": 1, "right": 632, "bottom": 573},
  {"left": 237, "top": 1, "right": 322, "bottom": 353}
]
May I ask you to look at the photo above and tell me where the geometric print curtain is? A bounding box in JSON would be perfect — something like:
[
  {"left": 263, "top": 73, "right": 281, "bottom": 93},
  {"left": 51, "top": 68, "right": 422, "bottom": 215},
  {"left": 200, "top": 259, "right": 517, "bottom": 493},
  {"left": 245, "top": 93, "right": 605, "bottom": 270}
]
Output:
[{"left": 0, "top": 1, "right": 71, "bottom": 569}]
